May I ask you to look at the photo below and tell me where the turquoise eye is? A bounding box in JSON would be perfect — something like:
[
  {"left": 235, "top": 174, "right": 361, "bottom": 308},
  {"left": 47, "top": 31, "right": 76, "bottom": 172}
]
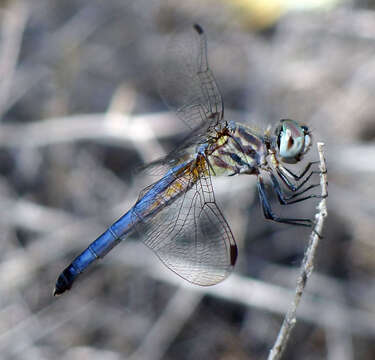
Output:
[{"left": 277, "top": 119, "right": 308, "bottom": 163}]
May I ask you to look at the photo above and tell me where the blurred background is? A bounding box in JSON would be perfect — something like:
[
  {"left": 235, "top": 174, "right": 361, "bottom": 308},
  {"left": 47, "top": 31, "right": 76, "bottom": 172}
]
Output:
[{"left": 1, "top": 0, "right": 375, "bottom": 359}]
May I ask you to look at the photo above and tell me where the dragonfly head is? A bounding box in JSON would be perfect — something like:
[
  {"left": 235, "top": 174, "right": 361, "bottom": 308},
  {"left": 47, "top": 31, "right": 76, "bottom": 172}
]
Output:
[{"left": 275, "top": 119, "right": 311, "bottom": 164}]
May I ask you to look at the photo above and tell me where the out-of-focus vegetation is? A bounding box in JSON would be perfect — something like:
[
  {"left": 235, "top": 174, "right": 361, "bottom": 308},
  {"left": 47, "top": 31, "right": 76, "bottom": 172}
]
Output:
[{"left": 1, "top": 1, "right": 375, "bottom": 359}]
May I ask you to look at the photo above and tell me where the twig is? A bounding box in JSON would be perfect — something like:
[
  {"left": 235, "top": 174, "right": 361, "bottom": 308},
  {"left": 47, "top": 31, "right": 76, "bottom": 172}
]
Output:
[
  {"left": 105, "top": 84, "right": 166, "bottom": 163},
  {"left": 268, "top": 142, "right": 328, "bottom": 360},
  {"left": 325, "top": 326, "right": 353, "bottom": 360},
  {"left": 0, "top": 5, "right": 109, "bottom": 116},
  {"left": 0, "top": 112, "right": 181, "bottom": 149},
  {"left": 128, "top": 287, "right": 202, "bottom": 360},
  {"left": 0, "top": 1, "right": 29, "bottom": 118}
]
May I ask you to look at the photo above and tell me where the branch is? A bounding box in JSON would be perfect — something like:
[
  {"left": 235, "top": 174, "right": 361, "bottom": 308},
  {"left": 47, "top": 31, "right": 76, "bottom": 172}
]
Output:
[
  {"left": 268, "top": 142, "right": 328, "bottom": 360},
  {"left": 0, "top": 1, "right": 29, "bottom": 118}
]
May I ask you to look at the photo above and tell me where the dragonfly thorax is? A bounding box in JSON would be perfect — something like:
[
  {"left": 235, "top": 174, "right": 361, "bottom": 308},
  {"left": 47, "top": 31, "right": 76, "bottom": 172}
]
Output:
[{"left": 207, "top": 122, "right": 268, "bottom": 176}]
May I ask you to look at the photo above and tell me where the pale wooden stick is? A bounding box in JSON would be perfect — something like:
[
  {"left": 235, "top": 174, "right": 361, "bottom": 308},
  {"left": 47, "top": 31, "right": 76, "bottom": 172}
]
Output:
[{"left": 268, "top": 142, "right": 328, "bottom": 360}]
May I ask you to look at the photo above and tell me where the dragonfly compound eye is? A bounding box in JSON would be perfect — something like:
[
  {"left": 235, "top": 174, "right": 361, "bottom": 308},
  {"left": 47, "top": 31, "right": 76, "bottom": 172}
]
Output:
[{"left": 277, "top": 119, "right": 309, "bottom": 163}]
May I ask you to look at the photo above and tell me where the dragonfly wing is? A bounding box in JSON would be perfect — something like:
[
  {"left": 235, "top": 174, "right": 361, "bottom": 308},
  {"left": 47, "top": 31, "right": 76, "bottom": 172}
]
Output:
[
  {"left": 158, "top": 24, "right": 224, "bottom": 130},
  {"left": 137, "top": 160, "right": 237, "bottom": 286}
]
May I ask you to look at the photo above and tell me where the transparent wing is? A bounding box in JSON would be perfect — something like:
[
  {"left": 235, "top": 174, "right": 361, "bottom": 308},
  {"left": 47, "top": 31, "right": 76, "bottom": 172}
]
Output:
[
  {"left": 158, "top": 24, "right": 224, "bottom": 130},
  {"left": 135, "top": 126, "right": 211, "bottom": 178},
  {"left": 135, "top": 158, "right": 237, "bottom": 286}
]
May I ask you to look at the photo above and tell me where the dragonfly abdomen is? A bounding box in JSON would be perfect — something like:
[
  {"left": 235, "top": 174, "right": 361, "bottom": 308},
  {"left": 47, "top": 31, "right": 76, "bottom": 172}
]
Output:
[
  {"left": 54, "top": 210, "right": 134, "bottom": 295},
  {"left": 54, "top": 160, "right": 197, "bottom": 295}
]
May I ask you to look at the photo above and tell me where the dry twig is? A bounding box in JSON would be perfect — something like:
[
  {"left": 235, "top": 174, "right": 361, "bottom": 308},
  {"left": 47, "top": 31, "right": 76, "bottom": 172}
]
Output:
[
  {"left": 0, "top": 1, "right": 29, "bottom": 118},
  {"left": 268, "top": 142, "right": 328, "bottom": 360}
]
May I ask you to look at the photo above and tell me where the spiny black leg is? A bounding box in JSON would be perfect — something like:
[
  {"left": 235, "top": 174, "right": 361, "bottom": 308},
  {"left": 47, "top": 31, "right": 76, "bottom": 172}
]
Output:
[
  {"left": 276, "top": 159, "right": 324, "bottom": 191},
  {"left": 281, "top": 161, "right": 320, "bottom": 181},
  {"left": 291, "top": 170, "right": 321, "bottom": 191},
  {"left": 257, "top": 176, "right": 312, "bottom": 227},
  {"left": 275, "top": 167, "right": 297, "bottom": 191},
  {"left": 270, "top": 173, "right": 326, "bottom": 205},
  {"left": 276, "top": 167, "right": 321, "bottom": 192}
]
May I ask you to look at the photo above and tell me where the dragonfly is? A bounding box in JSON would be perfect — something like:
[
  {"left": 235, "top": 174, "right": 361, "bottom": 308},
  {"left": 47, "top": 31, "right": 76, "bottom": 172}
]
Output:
[{"left": 54, "top": 24, "right": 323, "bottom": 296}]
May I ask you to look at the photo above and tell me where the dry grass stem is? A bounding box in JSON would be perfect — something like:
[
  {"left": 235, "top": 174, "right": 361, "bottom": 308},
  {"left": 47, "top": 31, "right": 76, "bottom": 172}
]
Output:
[{"left": 268, "top": 142, "right": 328, "bottom": 360}]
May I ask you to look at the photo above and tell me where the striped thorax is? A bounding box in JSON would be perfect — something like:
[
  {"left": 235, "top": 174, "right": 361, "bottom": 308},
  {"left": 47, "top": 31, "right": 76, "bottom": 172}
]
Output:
[{"left": 206, "top": 121, "right": 268, "bottom": 176}]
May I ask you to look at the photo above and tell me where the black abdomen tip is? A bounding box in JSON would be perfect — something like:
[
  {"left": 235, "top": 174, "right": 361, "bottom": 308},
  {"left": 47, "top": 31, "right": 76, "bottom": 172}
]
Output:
[
  {"left": 193, "top": 24, "right": 203, "bottom": 34},
  {"left": 53, "top": 267, "right": 76, "bottom": 296}
]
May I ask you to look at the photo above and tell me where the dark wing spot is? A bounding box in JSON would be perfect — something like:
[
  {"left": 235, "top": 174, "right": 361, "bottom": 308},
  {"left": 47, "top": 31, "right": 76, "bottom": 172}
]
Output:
[{"left": 230, "top": 243, "right": 238, "bottom": 266}]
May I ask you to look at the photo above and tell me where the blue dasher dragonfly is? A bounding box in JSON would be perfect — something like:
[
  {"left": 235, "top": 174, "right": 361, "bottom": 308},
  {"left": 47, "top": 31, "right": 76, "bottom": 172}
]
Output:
[{"left": 54, "top": 24, "right": 323, "bottom": 295}]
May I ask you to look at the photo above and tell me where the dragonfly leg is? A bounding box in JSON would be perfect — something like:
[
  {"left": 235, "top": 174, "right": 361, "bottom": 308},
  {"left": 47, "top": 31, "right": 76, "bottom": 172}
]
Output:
[
  {"left": 270, "top": 172, "right": 326, "bottom": 205},
  {"left": 276, "top": 168, "right": 325, "bottom": 193},
  {"left": 281, "top": 161, "right": 321, "bottom": 181},
  {"left": 257, "top": 175, "right": 312, "bottom": 227},
  {"left": 276, "top": 161, "right": 324, "bottom": 192}
]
